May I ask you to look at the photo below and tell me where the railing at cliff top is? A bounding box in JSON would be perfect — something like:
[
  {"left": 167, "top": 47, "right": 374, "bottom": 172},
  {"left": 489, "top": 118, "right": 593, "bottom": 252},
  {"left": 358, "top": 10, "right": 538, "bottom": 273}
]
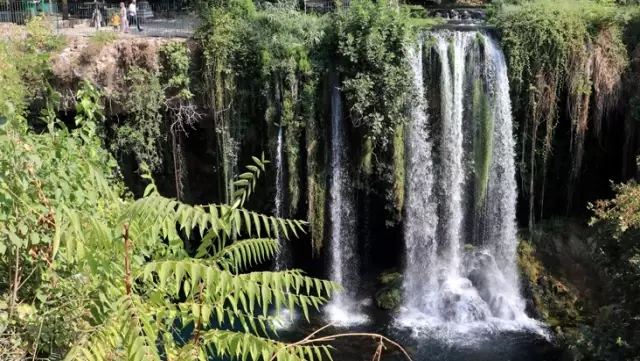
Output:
[
  {"left": 0, "top": 1, "right": 200, "bottom": 38},
  {"left": 0, "top": 1, "right": 486, "bottom": 38}
]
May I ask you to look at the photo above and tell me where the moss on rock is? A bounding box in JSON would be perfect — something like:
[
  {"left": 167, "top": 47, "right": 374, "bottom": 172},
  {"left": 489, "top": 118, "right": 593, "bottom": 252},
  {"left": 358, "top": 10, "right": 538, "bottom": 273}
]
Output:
[
  {"left": 518, "top": 240, "right": 585, "bottom": 327},
  {"left": 375, "top": 269, "right": 403, "bottom": 311}
]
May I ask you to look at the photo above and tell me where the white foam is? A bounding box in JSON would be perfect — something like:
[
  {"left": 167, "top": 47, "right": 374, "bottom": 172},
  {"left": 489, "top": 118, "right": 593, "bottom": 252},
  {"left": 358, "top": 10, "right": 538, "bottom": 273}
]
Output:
[
  {"left": 395, "top": 307, "right": 549, "bottom": 346},
  {"left": 325, "top": 303, "right": 369, "bottom": 327}
]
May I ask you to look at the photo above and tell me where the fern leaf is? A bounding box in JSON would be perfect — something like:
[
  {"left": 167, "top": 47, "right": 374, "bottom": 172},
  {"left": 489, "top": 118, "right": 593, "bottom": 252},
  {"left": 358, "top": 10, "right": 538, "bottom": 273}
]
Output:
[
  {"left": 210, "top": 238, "right": 279, "bottom": 271},
  {"left": 199, "top": 330, "right": 331, "bottom": 361}
]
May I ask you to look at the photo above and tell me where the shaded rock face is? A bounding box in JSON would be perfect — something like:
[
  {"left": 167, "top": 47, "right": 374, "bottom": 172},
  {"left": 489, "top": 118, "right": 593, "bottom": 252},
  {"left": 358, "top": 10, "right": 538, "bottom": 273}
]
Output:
[{"left": 517, "top": 222, "right": 606, "bottom": 327}]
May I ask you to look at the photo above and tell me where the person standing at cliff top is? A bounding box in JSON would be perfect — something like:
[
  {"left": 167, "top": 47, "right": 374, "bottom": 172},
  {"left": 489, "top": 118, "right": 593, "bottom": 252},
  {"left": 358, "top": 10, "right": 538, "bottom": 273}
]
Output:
[
  {"left": 127, "top": 0, "right": 142, "bottom": 32},
  {"left": 119, "top": 2, "right": 128, "bottom": 33}
]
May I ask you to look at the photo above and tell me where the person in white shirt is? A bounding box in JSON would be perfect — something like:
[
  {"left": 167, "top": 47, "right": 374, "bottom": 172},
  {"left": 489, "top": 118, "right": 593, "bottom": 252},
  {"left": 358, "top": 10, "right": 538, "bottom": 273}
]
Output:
[{"left": 127, "top": 0, "right": 142, "bottom": 32}]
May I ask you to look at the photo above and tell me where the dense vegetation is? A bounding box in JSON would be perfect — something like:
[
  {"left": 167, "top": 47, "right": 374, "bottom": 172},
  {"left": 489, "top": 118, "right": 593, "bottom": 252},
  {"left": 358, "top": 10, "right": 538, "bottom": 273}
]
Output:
[
  {"left": 4, "top": 0, "right": 640, "bottom": 360},
  {"left": 189, "top": 0, "right": 430, "bottom": 251},
  {"left": 0, "top": 13, "right": 410, "bottom": 361},
  {"left": 490, "top": 1, "right": 640, "bottom": 359}
]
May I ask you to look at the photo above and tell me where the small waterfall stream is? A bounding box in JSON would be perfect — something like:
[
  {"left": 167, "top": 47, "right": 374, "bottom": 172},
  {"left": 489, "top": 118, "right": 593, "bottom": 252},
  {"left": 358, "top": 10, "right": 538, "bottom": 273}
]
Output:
[
  {"left": 272, "top": 126, "right": 297, "bottom": 329},
  {"left": 399, "top": 30, "right": 542, "bottom": 336},
  {"left": 274, "top": 126, "right": 291, "bottom": 271},
  {"left": 326, "top": 72, "right": 367, "bottom": 325}
]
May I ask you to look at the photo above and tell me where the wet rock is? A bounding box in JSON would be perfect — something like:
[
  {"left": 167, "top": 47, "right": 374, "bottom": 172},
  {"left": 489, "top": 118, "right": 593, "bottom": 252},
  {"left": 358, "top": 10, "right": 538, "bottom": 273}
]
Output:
[{"left": 437, "top": 278, "right": 491, "bottom": 322}]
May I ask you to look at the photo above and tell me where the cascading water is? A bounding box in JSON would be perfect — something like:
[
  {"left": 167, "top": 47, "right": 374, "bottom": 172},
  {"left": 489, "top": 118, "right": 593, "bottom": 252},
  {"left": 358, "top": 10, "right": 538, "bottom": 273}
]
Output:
[
  {"left": 399, "top": 30, "right": 542, "bottom": 336},
  {"left": 273, "top": 127, "right": 291, "bottom": 271},
  {"left": 403, "top": 38, "right": 439, "bottom": 313},
  {"left": 271, "top": 126, "right": 297, "bottom": 330},
  {"left": 326, "top": 72, "right": 367, "bottom": 325},
  {"left": 437, "top": 31, "right": 471, "bottom": 277}
]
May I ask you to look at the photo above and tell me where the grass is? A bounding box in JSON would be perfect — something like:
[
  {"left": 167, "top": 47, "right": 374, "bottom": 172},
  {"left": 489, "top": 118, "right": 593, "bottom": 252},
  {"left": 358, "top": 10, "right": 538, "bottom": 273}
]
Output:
[{"left": 90, "top": 30, "right": 119, "bottom": 46}]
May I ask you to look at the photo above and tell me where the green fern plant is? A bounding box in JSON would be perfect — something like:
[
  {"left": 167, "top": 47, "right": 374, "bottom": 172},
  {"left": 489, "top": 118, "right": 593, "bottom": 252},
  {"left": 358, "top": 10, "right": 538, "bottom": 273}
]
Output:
[{"left": 60, "top": 154, "right": 341, "bottom": 361}]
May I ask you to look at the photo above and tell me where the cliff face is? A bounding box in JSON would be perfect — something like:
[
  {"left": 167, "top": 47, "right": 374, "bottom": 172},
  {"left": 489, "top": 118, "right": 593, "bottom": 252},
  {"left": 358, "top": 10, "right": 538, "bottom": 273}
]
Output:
[
  {"left": 517, "top": 220, "right": 622, "bottom": 360},
  {"left": 50, "top": 36, "right": 192, "bottom": 114}
]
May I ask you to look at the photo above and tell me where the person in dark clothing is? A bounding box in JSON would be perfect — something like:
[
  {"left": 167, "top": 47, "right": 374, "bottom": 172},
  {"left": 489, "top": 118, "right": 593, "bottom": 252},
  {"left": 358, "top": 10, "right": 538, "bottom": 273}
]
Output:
[{"left": 127, "top": 0, "right": 142, "bottom": 32}]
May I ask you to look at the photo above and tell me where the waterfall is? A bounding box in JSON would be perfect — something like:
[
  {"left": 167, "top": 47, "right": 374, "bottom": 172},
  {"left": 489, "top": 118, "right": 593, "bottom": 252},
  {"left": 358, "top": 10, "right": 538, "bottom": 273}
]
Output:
[
  {"left": 477, "top": 36, "right": 524, "bottom": 319},
  {"left": 436, "top": 31, "right": 472, "bottom": 277},
  {"left": 274, "top": 126, "right": 291, "bottom": 271},
  {"left": 403, "top": 38, "right": 439, "bottom": 312},
  {"left": 399, "top": 30, "right": 541, "bottom": 335},
  {"left": 271, "top": 126, "right": 297, "bottom": 330},
  {"left": 326, "top": 72, "right": 367, "bottom": 325}
]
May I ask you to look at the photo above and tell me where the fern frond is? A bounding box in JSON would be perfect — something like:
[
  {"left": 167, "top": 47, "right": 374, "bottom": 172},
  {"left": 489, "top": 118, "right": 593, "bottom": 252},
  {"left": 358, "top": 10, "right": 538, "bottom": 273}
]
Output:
[
  {"left": 227, "top": 207, "right": 307, "bottom": 240},
  {"left": 121, "top": 295, "right": 161, "bottom": 361},
  {"left": 64, "top": 306, "right": 124, "bottom": 361},
  {"left": 122, "top": 195, "right": 306, "bottom": 243},
  {"left": 196, "top": 330, "right": 334, "bottom": 361},
  {"left": 208, "top": 238, "right": 280, "bottom": 272},
  {"left": 233, "top": 152, "right": 270, "bottom": 207},
  {"left": 139, "top": 261, "right": 340, "bottom": 320},
  {"left": 57, "top": 206, "right": 120, "bottom": 264},
  {"left": 153, "top": 300, "right": 286, "bottom": 336}
]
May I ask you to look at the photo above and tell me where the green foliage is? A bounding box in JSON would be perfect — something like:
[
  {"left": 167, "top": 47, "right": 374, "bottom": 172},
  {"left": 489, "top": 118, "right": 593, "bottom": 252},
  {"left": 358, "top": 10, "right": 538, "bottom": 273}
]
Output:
[
  {"left": 2, "top": 78, "right": 347, "bottom": 360},
  {"left": 0, "top": 82, "right": 124, "bottom": 360},
  {"left": 588, "top": 183, "right": 640, "bottom": 312},
  {"left": 332, "top": 0, "right": 412, "bottom": 150},
  {"left": 331, "top": 0, "right": 414, "bottom": 223},
  {"left": 60, "top": 167, "right": 340, "bottom": 361},
  {"left": 160, "top": 41, "right": 194, "bottom": 102},
  {"left": 196, "top": 5, "right": 248, "bottom": 203},
  {"left": 392, "top": 123, "right": 405, "bottom": 217},
  {"left": 0, "top": 15, "right": 65, "bottom": 119},
  {"left": 491, "top": 0, "right": 628, "bottom": 224},
  {"left": 374, "top": 270, "right": 403, "bottom": 311},
  {"left": 159, "top": 40, "right": 198, "bottom": 200},
  {"left": 518, "top": 240, "right": 584, "bottom": 326},
  {"left": 191, "top": 0, "right": 438, "bottom": 227},
  {"left": 589, "top": 181, "right": 640, "bottom": 237},
  {"left": 305, "top": 90, "right": 326, "bottom": 254},
  {"left": 543, "top": 184, "right": 640, "bottom": 359},
  {"left": 89, "top": 31, "right": 118, "bottom": 46},
  {"left": 112, "top": 66, "right": 167, "bottom": 172},
  {"left": 0, "top": 44, "right": 26, "bottom": 120},
  {"left": 247, "top": 10, "right": 325, "bottom": 215}
]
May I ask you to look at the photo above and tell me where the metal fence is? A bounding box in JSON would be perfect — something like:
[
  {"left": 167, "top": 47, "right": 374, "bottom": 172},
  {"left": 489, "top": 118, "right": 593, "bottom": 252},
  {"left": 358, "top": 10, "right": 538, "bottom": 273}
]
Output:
[{"left": 0, "top": 1, "right": 199, "bottom": 38}]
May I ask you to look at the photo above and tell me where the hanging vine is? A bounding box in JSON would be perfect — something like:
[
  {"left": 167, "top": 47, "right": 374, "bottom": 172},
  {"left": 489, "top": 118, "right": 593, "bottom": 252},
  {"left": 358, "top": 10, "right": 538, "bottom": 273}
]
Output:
[
  {"left": 111, "top": 66, "right": 166, "bottom": 172},
  {"left": 250, "top": 10, "right": 324, "bottom": 216},
  {"left": 196, "top": 6, "right": 248, "bottom": 204},
  {"left": 159, "top": 41, "right": 200, "bottom": 201},
  {"left": 492, "top": 0, "right": 627, "bottom": 227}
]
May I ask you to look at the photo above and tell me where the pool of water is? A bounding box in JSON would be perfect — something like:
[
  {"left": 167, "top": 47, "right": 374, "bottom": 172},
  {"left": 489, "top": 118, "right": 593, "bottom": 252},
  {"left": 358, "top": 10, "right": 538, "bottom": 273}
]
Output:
[
  {"left": 274, "top": 309, "right": 563, "bottom": 361},
  {"left": 179, "top": 303, "right": 563, "bottom": 361}
]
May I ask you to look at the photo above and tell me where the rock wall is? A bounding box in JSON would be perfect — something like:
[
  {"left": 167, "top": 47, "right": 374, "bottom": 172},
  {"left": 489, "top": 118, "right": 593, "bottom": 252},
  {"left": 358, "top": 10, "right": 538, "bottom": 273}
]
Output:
[
  {"left": 50, "top": 36, "right": 193, "bottom": 114},
  {"left": 518, "top": 220, "right": 611, "bottom": 359}
]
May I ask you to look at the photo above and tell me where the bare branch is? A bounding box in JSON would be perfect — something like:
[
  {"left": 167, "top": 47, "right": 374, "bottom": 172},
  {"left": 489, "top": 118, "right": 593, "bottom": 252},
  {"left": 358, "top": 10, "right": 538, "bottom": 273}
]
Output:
[{"left": 269, "top": 324, "right": 413, "bottom": 361}]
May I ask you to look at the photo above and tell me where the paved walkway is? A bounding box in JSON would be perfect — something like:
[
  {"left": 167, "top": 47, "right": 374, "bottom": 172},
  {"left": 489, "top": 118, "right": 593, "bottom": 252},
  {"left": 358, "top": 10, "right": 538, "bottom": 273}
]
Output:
[{"left": 55, "top": 17, "right": 198, "bottom": 38}]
